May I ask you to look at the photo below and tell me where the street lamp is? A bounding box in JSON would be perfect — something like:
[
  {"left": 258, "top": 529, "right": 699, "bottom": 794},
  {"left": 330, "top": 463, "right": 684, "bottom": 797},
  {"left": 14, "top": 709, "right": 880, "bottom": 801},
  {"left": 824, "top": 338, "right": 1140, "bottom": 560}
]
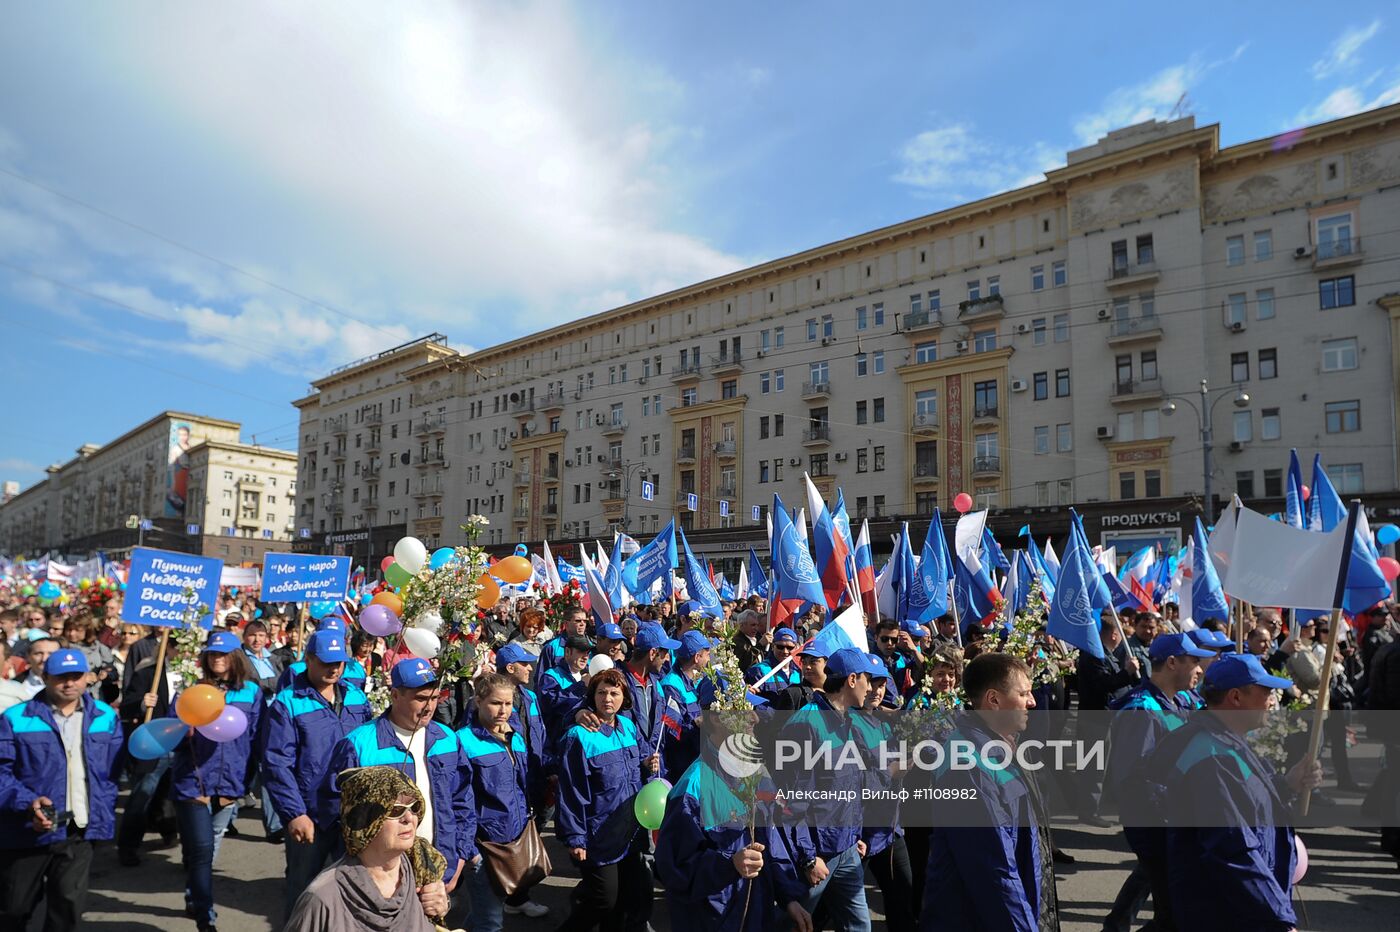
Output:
[
  {"left": 603, "top": 461, "right": 651, "bottom": 533},
  {"left": 1160, "top": 377, "right": 1250, "bottom": 523}
]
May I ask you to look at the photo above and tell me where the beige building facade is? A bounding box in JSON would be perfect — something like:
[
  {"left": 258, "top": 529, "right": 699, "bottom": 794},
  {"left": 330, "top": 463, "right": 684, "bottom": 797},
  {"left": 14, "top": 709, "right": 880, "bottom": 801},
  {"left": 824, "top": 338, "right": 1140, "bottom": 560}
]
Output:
[{"left": 289, "top": 105, "right": 1400, "bottom": 565}]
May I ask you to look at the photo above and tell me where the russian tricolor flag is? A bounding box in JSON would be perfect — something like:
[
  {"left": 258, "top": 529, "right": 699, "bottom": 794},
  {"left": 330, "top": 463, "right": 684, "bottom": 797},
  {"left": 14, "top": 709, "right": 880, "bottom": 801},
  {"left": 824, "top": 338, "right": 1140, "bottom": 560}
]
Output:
[{"left": 804, "top": 473, "right": 852, "bottom": 610}]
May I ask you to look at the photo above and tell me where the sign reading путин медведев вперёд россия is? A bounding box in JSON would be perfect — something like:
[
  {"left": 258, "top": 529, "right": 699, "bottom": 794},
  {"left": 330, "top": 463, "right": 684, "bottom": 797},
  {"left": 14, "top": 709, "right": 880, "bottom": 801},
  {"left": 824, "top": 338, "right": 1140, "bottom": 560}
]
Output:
[{"left": 120, "top": 546, "right": 223, "bottom": 628}]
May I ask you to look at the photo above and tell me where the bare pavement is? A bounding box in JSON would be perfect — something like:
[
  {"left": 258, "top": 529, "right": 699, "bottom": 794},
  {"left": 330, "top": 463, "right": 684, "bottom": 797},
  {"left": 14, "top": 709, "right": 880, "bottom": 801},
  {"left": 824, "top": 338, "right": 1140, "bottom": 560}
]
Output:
[{"left": 57, "top": 804, "right": 1400, "bottom": 932}]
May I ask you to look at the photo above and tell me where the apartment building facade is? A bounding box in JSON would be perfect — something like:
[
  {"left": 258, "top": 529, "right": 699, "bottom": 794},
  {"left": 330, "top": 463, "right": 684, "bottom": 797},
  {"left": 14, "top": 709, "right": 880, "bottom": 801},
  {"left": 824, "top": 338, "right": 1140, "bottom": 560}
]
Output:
[{"left": 289, "top": 105, "right": 1400, "bottom": 567}]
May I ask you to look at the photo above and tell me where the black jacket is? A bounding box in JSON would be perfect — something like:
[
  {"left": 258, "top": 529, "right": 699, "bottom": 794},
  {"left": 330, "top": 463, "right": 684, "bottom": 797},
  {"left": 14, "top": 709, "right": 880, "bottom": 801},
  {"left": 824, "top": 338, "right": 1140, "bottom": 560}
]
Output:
[{"left": 1076, "top": 649, "right": 1139, "bottom": 711}]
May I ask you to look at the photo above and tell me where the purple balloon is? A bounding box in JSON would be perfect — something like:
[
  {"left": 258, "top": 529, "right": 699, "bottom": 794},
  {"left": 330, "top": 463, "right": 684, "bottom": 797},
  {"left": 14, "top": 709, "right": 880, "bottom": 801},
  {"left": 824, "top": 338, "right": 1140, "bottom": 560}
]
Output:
[
  {"left": 196, "top": 705, "right": 248, "bottom": 743},
  {"left": 359, "top": 603, "right": 403, "bottom": 637}
]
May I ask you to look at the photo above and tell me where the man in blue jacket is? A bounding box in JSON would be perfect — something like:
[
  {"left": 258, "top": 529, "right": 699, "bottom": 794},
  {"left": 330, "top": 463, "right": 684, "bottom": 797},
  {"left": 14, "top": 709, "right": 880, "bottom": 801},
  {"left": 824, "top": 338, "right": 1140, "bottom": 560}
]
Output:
[
  {"left": 659, "top": 630, "right": 717, "bottom": 779},
  {"left": 0, "top": 648, "right": 122, "bottom": 932},
  {"left": 744, "top": 627, "right": 802, "bottom": 698},
  {"left": 536, "top": 634, "right": 591, "bottom": 751},
  {"left": 537, "top": 608, "right": 590, "bottom": 684},
  {"left": 1153, "top": 653, "right": 1322, "bottom": 932},
  {"left": 262, "top": 629, "right": 373, "bottom": 917},
  {"left": 323, "top": 657, "right": 470, "bottom": 894}
]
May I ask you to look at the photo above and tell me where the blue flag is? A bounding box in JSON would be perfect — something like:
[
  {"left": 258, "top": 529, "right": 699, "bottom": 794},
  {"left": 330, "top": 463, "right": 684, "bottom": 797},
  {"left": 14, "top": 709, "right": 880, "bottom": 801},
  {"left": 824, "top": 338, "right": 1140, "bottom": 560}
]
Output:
[
  {"left": 1003, "top": 550, "right": 1032, "bottom": 618},
  {"left": 914, "top": 513, "right": 952, "bottom": 623},
  {"left": 747, "top": 548, "right": 769, "bottom": 599},
  {"left": 1191, "top": 517, "right": 1229, "bottom": 621},
  {"left": 1308, "top": 454, "right": 1347, "bottom": 532},
  {"left": 1344, "top": 506, "right": 1391, "bottom": 615},
  {"left": 770, "top": 494, "right": 825, "bottom": 608},
  {"left": 893, "top": 522, "right": 926, "bottom": 623},
  {"left": 982, "top": 527, "right": 1011, "bottom": 574},
  {"left": 602, "top": 536, "right": 625, "bottom": 612},
  {"left": 1024, "top": 531, "right": 1057, "bottom": 600},
  {"left": 677, "top": 526, "right": 723, "bottom": 618},
  {"left": 953, "top": 553, "right": 998, "bottom": 633},
  {"left": 631, "top": 519, "right": 677, "bottom": 598},
  {"left": 1285, "top": 449, "right": 1306, "bottom": 529},
  {"left": 1047, "top": 514, "right": 1108, "bottom": 658}
]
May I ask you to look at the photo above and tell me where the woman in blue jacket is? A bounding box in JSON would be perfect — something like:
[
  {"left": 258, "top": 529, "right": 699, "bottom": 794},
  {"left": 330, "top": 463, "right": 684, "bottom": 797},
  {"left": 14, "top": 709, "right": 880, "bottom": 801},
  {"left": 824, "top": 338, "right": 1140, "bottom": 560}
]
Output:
[
  {"left": 170, "top": 631, "right": 265, "bottom": 932},
  {"left": 555, "top": 667, "right": 657, "bottom": 932},
  {"left": 459, "top": 673, "right": 551, "bottom": 931}
]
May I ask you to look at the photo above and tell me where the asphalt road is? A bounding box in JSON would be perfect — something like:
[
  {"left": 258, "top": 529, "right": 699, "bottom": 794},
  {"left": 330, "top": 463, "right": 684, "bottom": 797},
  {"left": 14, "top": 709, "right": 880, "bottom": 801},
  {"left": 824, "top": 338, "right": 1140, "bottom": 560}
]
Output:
[{"left": 63, "top": 800, "right": 1400, "bottom": 932}]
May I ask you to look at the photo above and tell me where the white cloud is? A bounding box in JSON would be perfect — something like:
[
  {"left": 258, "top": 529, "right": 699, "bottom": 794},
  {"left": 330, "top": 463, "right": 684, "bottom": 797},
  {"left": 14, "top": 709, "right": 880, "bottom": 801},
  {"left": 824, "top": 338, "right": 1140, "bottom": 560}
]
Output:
[
  {"left": 1293, "top": 76, "right": 1400, "bottom": 126},
  {"left": 0, "top": 457, "right": 40, "bottom": 475},
  {"left": 892, "top": 125, "right": 1062, "bottom": 201},
  {"left": 1311, "top": 20, "right": 1382, "bottom": 79},
  {"left": 1072, "top": 46, "right": 1247, "bottom": 145}
]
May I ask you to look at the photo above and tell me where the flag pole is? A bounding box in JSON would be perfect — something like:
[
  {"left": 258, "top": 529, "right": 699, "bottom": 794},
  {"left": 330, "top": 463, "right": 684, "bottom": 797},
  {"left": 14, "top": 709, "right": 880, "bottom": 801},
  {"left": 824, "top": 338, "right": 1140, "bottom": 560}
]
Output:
[
  {"left": 948, "top": 581, "right": 964, "bottom": 648},
  {"left": 142, "top": 628, "right": 171, "bottom": 724},
  {"left": 1299, "top": 499, "right": 1361, "bottom": 816}
]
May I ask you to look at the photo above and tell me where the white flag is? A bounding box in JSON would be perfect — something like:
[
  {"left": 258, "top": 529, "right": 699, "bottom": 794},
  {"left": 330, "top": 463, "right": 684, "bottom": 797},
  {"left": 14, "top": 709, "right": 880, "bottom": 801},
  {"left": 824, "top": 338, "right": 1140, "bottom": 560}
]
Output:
[
  {"left": 541, "top": 540, "right": 563, "bottom": 594},
  {"left": 1224, "top": 506, "right": 1349, "bottom": 608},
  {"left": 1207, "top": 496, "right": 1242, "bottom": 587}
]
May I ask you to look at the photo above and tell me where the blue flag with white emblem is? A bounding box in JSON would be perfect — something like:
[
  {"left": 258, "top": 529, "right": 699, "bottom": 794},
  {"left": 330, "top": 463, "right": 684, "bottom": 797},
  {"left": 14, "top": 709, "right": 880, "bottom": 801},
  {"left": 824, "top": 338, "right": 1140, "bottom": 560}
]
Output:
[
  {"left": 678, "top": 526, "right": 723, "bottom": 618},
  {"left": 913, "top": 513, "right": 951, "bottom": 623},
  {"left": 1047, "top": 514, "right": 1107, "bottom": 658}
]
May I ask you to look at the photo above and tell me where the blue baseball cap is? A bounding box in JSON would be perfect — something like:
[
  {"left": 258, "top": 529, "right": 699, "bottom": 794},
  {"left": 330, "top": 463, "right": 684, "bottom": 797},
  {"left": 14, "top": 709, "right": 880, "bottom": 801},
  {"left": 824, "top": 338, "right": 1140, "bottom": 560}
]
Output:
[
  {"left": 1203, "top": 653, "right": 1292, "bottom": 691},
  {"left": 1149, "top": 632, "right": 1215, "bottom": 663},
  {"left": 202, "top": 631, "right": 243, "bottom": 654},
  {"left": 45, "top": 648, "right": 89, "bottom": 675},
  {"left": 803, "top": 637, "right": 834, "bottom": 659},
  {"left": 595, "top": 622, "right": 625, "bottom": 641},
  {"left": 495, "top": 643, "right": 538, "bottom": 667},
  {"left": 825, "top": 647, "right": 872, "bottom": 680},
  {"left": 900, "top": 620, "right": 929, "bottom": 639},
  {"left": 866, "top": 652, "right": 895, "bottom": 684},
  {"left": 772, "top": 627, "right": 799, "bottom": 645},
  {"left": 316, "top": 616, "right": 347, "bottom": 634},
  {"left": 307, "top": 630, "right": 351, "bottom": 663},
  {"left": 677, "top": 630, "right": 717, "bottom": 658},
  {"left": 390, "top": 657, "right": 439, "bottom": 689},
  {"left": 635, "top": 623, "right": 681, "bottom": 651},
  {"left": 1187, "top": 628, "right": 1232, "bottom": 651}
]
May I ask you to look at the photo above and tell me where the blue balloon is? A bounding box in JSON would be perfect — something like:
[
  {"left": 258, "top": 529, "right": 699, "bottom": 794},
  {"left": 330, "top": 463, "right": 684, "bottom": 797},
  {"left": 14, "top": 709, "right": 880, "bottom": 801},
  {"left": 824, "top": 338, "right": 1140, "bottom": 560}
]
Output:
[
  {"left": 1377, "top": 523, "right": 1400, "bottom": 546},
  {"left": 37, "top": 581, "right": 61, "bottom": 600},
  {"left": 309, "top": 600, "right": 337, "bottom": 620},
  {"left": 359, "top": 591, "right": 375, "bottom": 605},
  {"left": 229, "top": 587, "right": 239, "bottom": 597},
  {"left": 119, "top": 582, "right": 127, "bottom": 591},
  {"left": 429, "top": 547, "right": 456, "bottom": 571},
  {"left": 128, "top": 718, "right": 187, "bottom": 760},
  {"left": 514, "top": 544, "right": 529, "bottom": 557}
]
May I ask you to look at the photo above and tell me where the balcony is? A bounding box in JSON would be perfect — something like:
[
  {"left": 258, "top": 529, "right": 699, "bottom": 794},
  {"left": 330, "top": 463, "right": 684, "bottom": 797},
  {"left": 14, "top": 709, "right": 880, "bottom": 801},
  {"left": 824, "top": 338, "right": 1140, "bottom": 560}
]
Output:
[
  {"left": 601, "top": 418, "right": 628, "bottom": 438},
  {"left": 364, "top": 410, "right": 382, "bottom": 425},
  {"left": 972, "top": 405, "right": 1000, "bottom": 424},
  {"left": 364, "top": 434, "right": 381, "bottom": 454},
  {"left": 331, "top": 447, "right": 347, "bottom": 462},
  {"left": 902, "top": 309, "right": 943, "bottom": 333},
  {"left": 598, "top": 455, "right": 624, "bottom": 472},
  {"left": 327, "top": 498, "right": 344, "bottom": 516},
  {"left": 415, "top": 450, "right": 446, "bottom": 469},
  {"left": 802, "top": 379, "right": 832, "bottom": 399},
  {"left": 670, "top": 361, "right": 703, "bottom": 382},
  {"left": 361, "top": 499, "right": 379, "bottom": 513},
  {"left": 911, "top": 412, "right": 939, "bottom": 434},
  {"left": 513, "top": 471, "right": 532, "bottom": 487},
  {"left": 537, "top": 391, "right": 566, "bottom": 412},
  {"left": 541, "top": 465, "right": 561, "bottom": 482},
  {"left": 717, "top": 483, "right": 737, "bottom": 500},
  {"left": 802, "top": 425, "right": 832, "bottom": 447},
  {"left": 676, "top": 445, "right": 697, "bottom": 464},
  {"left": 1107, "top": 315, "right": 1164, "bottom": 346},
  {"left": 1106, "top": 259, "right": 1160, "bottom": 290},
  {"left": 542, "top": 502, "right": 559, "bottom": 517},
  {"left": 1110, "top": 377, "right": 1164, "bottom": 405},
  {"left": 709, "top": 351, "right": 744, "bottom": 375},
  {"left": 412, "top": 482, "right": 442, "bottom": 499},
  {"left": 1312, "top": 237, "right": 1362, "bottom": 270},
  {"left": 957, "top": 294, "right": 1005, "bottom": 321},
  {"left": 971, "top": 455, "right": 1002, "bottom": 476},
  {"left": 676, "top": 490, "right": 697, "bottom": 508},
  {"left": 912, "top": 465, "right": 939, "bottom": 485},
  {"left": 326, "top": 416, "right": 347, "bottom": 435},
  {"left": 510, "top": 396, "right": 535, "bottom": 416},
  {"left": 513, "top": 506, "right": 530, "bottom": 521},
  {"left": 362, "top": 464, "right": 380, "bottom": 481},
  {"left": 713, "top": 440, "right": 737, "bottom": 459},
  {"left": 417, "top": 414, "right": 446, "bottom": 435}
]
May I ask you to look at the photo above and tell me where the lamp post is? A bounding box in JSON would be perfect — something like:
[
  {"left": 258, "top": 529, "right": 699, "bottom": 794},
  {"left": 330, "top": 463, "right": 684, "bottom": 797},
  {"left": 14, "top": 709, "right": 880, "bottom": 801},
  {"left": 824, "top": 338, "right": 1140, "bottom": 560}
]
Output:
[
  {"left": 1160, "top": 378, "right": 1250, "bottom": 523},
  {"left": 603, "top": 461, "right": 651, "bottom": 533}
]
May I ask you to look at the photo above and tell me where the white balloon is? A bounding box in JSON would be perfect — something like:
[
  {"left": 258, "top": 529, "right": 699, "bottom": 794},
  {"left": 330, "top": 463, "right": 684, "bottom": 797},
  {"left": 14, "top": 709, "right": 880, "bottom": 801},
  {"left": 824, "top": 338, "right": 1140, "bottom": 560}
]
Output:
[
  {"left": 401, "top": 626, "right": 441, "bottom": 660},
  {"left": 415, "top": 610, "right": 444, "bottom": 635},
  {"left": 587, "top": 654, "right": 614, "bottom": 677},
  {"left": 394, "top": 537, "right": 428, "bottom": 574}
]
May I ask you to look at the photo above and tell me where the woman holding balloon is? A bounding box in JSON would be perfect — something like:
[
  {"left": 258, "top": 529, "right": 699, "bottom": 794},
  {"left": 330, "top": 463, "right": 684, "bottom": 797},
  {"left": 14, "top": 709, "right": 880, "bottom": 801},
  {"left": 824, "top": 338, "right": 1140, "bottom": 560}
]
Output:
[{"left": 169, "top": 630, "right": 264, "bottom": 932}]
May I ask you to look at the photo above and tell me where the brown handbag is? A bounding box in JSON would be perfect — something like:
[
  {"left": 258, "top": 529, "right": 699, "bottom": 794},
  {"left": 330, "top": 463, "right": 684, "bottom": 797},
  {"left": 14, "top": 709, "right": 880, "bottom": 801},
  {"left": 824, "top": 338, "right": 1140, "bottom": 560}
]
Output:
[{"left": 477, "top": 818, "right": 551, "bottom": 898}]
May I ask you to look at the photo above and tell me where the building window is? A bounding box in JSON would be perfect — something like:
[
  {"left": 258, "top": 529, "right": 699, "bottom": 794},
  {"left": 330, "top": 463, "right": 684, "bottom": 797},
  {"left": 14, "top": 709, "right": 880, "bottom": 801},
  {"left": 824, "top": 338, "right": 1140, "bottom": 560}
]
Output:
[
  {"left": 987, "top": 275, "right": 1000, "bottom": 296},
  {"left": 967, "top": 280, "right": 980, "bottom": 301},
  {"left": 1259, "top": 348, "right": 1278, "bottom": 379},
  {"left": 915, "top": 441, "right": 937, "bottom": 475},
  {"left": 923, "top": 293, "right": 936, "bottom": 314},
  {"left": 1236, "top": 470, "right": 1256, "bottom": 499},
  {"left": 915, "top": 491, "right": 937, "bottom": 512},
  {"left": 873, "top": 304, "right": 885, "bottom": 326},
  {"left": 1140, "top": 350, "right": 1158, "bottom": 381},
  {"left": 1142, "top": 408, "right": 1160, "bottom": 439},
  {"left": 1325, "top": 400, "right": 1360, "bottom": 433},
  {"left": 857, "top": 449, "right": 868, "bottom": 473},
  {"left": 774, "top": 326, "right": 784, "bottom": 347},
  {"left": 1321, "top": 338, "right": 1358, "bottom": 371},
  {"left": 822, "top": 315, "right": 834, "bottom": 339},
  {"left": 1053, "top": 313, "right": 1069, "bottom": 341},
  {"left": 806, "top": 318, "right": 818, "bottom": 341},
  {"left": 1052, "top": 260, "right": 1066, "bottom": 287},
  {"left": 972, "top": 329, "right": 997, "bottom": 352},
  {"left": 909, "top": 294, "right": 922, "bottom": 315},
  {"left": 1137, "top": 234, "right": 1154, "bottom": 265},
  {"left": 1056, "top": 423, "right": 1073, "bottom": 452},
  {"left": 1261, "top": 408, "right": 1281, "bottom": 441},
  {"left": 758, "top": 416, "right": 769, "bottom": 440},
  {"left": 872, "top": 351, "right": 885, "bottom": 374},
  {"left": 721, "top": 379, "right": 737, "bottom": 399},
  {"left": 1319, "top": 276, "right": 1355, "bottom": 309},
  {"left": 915, "top": 341, "right": 937, "bottom": 364},
  {"left": 1226, "top": 235, "right": 1245, "bottom": 266},
  {"left": 1144, "top": 469, "right": 1162, "bottom": 498},
  {"left": 1332, "top": 463, "right": 1363, "bottom": 494},
  {"left": 1117, "top": 412, "right": 1136, "bottom": 443},
  {"left": 873, "top": 495, "right": 885, "bottom": 517},
  {"left": 774, "top": 414, "right": 784, "bottom": 437},
  {"left": 1032, "top": 372, "right": 1048, "bottom": 400},
  {"left": 855, "top": 401, "right": 867, "bottom": 425},
  {"left": 873, "top": 398, "right": 885, "bottom": 423},
  {"left": 810, "top": 453, "right": 829, "bottom": 477},
  {"left": 1055, "top": 369, "right": 1070, "bottom": 397},
  {"left": 1254, "top": 230, "right": 1272, "bottom": 261},
  {"left": 1316, "top": 213, "right": 1354, "bottom": 259},
  {"left": 681, "top": 387, "right": 697, "bottom": 406},
  {"left": 1034, "top": 426, "right": 1049, "bottom": 454},
  {"left": 1032, "top": 317, "right": 1047, "bottom": 345},
  {"left": 1226, "top": 293, "right": 1247, "bottom": 325},
  {"left": 759, "top": 461, "right": 769, "bottom": 483},
  {"left": 810, "top": 361, "right": 829, "bottom": 386},
  {"left": 774, "top": 370, "right": 784, "bottom": 391},
  {"left": 1254, "top": 288, "right": 1275, "bottom": 320},
  {"left": 973, "top": 380, "right": 998, "bottom": 416},
  {"left": 856, "top": 354, "right": 868, "bottom": 377},
  {"left": 1233, "top": 410, "right": 1253, "bottom": 442},
  {"left": 1031, "top": 266, "right": 1044, "bottom": 290},
  {"left": 1231, "top": 352, "right": 1249, "bottom": 382},
  {"left": 760, "top": 372, "right": 770, "bottom": 394},
  {"left": 856, "top": 307, "right": 867, "bottom": 330},
  {"left": 974, "top": 432, "right": 998, "bottom": 459},
  {"left": 1119, "top": 472, "right": 1137, "bottom": 500},
  {"left": 873, "top": 446, "right": 886, "bottom": 471}
]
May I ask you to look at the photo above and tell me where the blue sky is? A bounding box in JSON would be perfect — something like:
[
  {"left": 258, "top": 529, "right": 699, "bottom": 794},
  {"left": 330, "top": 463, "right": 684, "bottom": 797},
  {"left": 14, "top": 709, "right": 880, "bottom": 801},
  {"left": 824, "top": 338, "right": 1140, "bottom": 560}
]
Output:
[{"left": 2, "top": 1, "right": 1398, "bottom": 489}]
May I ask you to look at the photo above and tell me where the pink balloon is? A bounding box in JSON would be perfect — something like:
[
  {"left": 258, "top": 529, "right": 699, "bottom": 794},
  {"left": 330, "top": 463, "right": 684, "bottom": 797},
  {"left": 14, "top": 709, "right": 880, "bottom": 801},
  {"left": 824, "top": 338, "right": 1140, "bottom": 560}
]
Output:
[
  {"left": 953, "top": 492, "right": 974, "bottom": 514},
  {"left": 380, "top": 555, "right": 395, "bottom": 573},
  {"left": 1300, "top": 484, "right": 1311, "bottom": 502},
  {"left": 1292, "top": 834, "right": 1308, "bottom": 885},
  {"left": 1378, "top": 557, "right": 1400, "bottom": 582},
  {"left": 359, "top": 603, "right": 403, "bottom": 637},
  {"left": 195, "top": 705, "right": 248, "bottom": 743}
]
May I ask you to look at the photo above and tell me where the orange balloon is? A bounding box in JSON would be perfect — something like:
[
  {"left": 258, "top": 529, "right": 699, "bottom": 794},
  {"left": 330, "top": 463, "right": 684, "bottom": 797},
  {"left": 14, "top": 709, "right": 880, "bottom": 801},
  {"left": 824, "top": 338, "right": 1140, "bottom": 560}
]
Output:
[
  {"left": 477, "top": 574, "right": 501, "bottom": 609},
  {"left": 494, "top": 555, "right": 532, "bottom": 584},
  {"left": 176, "top": 684, "right": 226, "bottom": 728},
  {"left": 371, "top": 591, "right": 404, "bottom": 616}
]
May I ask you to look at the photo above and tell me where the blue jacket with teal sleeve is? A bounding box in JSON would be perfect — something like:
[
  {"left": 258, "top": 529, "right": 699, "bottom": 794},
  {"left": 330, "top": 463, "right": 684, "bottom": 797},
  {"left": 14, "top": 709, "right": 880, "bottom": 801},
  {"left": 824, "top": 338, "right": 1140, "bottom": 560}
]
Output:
[
  {"left": 554, "top": 716, "right": 645, "bottom": 865},
  {"left": 659, "top": 667, "right": 706, "bottom": 779},
  {"left": 921, "top": 718, "right": 1043, "bottom": 932},
  {"left": 1108, "top": 679, "right": 1190, "bottom": 856},
  {"left": 744, "top": 656, "right": 801, "bottom": 696},
  {"left": 323, "top": 715, "right": 470, "bottom": 877},
  {"left": 261, "top": 674, "right": 373, "bottom": 822},
  {"left": 276, "top": 658, "right": 367, "bottom": 693},
  {"left": 457, "top": 723, "right": 530, "bottom": 861},
  {"left": 851, "top": 709, "right": 903, "bottom": 857},
  {"left": 536, "top": 664, "right": 587, "bottom": 755},
  {"left": 0, "top": 694, "right": 122, "bottom": 848},
  {"left": 776, "top": 692, "right": 864, "bottom": 863},
  {"left": 508, "top": 684, "right": 547, "bottom": 806},
  {"left": 171, "top": 680, "right": 264, "bottom": 801},
  {"left": 1155, "top": 712, "right": 1297, "bottom": 932},
  {"left": 535, "top": 636, "right": 567, "bottom": 685},
  {"left": 655, "top": 758, "right": 807, "bottom": 932}
]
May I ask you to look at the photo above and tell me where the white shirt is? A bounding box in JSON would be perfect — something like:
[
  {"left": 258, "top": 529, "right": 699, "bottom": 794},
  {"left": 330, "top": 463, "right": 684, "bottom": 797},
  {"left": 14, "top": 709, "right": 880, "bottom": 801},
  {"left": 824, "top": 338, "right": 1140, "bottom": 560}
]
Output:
[
  {"left": 52, "top": 706, "right": 88, "bottom": 829},
  {"left": 389, "top": 723, "right": 434, "bottom": 843}
]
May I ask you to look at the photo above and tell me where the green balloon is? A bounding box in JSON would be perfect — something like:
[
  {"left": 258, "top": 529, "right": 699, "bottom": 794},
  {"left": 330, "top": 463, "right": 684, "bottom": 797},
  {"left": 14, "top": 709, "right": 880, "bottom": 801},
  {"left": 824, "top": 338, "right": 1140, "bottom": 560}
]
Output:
[
  {"left": 634, "top": 779, "right": 671, "bottom": 831},
  {"left": 385, "top": 562, "right": 412, "bottom": 588}
]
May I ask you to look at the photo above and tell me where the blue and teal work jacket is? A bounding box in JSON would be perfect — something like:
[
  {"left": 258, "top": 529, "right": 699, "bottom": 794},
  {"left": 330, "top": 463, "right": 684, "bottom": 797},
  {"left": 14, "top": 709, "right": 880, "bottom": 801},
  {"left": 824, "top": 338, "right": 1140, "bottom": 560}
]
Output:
[
  {"left": 276, "top": 657, "right": 367, "bottom": 693},
  {"left": 507, "top": 683, "right": 547, "bottom": 806},
  {"left": 554, "top": 715, "right": 645, "bottom": 866},
  {"left": 536, "top": 664, "right": 587, "bottom": 756},
  {"left": 171, "top": 680, "right": 264, "bottom": 801},
  {"left": 777, "top": 691, "right": 864, "bottom": 863},
  {"left": 457, "top": 722, "right": 531, "bottom": 861},
  {"left": 261, "top": 673, "right": 372, "bottom": 822},
  {"left": 1108, "top": 679, "right": 1190, "bottom": 856},
  {"left": 744, "top": 655, "right": 801, "bottom": 697},
  {"left": 659, "top": 666, "right": 706, "bottom": 779}
]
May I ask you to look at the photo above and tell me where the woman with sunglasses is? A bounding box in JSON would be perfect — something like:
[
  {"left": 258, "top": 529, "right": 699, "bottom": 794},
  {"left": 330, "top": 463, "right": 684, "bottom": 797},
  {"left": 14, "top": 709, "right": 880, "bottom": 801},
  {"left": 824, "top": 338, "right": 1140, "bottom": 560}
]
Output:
[
  {"left": 111, "top": 623, "right": 145, "bottom": 687},
  {"left": 169, "top": 631, "right": 265, "bottom": 932}
]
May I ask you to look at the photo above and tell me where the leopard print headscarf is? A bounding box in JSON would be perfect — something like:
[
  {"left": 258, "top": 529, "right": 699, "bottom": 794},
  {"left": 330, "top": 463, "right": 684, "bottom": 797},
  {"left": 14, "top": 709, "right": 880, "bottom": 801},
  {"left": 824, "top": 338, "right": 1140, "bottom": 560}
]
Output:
[{"left": 337, "top": 765, "right": 446, "bottom": 885}]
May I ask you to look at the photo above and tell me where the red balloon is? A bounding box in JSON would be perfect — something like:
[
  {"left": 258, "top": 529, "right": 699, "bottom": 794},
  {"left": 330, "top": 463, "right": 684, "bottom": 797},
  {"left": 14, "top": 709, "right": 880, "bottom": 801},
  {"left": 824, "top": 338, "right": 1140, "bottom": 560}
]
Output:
[
  {"left": 953, "top": 492, "right": 974, "bottom": 514},
  {"left": 1377, "top": 557, "right": 1400, "bottom": 582},
  {"left": 380, "top": 555, "right": 395, "bottom": 573},
  {"left": 1301, "top": 484, "right": 1311, "bottom": 502}
]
